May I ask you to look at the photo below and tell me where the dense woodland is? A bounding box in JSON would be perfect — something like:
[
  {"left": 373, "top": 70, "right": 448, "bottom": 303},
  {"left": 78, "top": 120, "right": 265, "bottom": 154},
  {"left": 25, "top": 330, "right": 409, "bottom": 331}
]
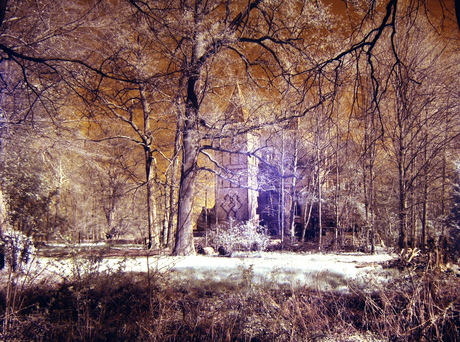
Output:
[
  {"left": 4, "top": 1, "right": 460, "bottom": 341},
  {"left": 1, "top": 0, "right": 460, "bottom": 258}
]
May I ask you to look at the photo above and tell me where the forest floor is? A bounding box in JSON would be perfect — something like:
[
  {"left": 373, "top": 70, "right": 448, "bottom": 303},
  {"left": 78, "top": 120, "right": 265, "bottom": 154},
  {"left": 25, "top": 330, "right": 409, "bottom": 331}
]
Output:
[{"left": 3, "top": 244, "right": 460, "bottom": 341}]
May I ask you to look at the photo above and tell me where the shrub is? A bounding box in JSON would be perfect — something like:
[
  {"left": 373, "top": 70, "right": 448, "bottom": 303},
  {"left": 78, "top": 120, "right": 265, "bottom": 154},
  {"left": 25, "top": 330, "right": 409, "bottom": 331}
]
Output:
[
  {"left": 207, "top": 219, "right": 269, "bottom": 254},
  {"left": 1, "top": 229, "right": 35, "bottom": 272}
]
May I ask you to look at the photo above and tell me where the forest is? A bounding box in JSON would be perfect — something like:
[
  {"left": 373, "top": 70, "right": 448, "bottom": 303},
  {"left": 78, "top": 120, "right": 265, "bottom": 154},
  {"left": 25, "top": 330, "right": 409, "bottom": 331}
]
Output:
[
  {"left": 2, "top": 0, "right": 460, "bottom": 340},
  {"left": 1, "top": 0, "right": 460, "bottom": 257}
]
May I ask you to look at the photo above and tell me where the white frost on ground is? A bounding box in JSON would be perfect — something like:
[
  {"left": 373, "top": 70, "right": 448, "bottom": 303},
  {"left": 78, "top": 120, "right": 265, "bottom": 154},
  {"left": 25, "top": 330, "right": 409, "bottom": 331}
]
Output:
[
  {"left": 164, "top": 251, "right": 396, "bottom": 291},
  {"left": 13, "top": 250, "right": 397, "bottom": 291}
]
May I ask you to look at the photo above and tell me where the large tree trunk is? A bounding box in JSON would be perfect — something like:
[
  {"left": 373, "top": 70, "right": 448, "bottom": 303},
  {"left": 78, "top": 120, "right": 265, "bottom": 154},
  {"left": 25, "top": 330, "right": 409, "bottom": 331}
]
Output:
[
  {"left": 172, "top": 75, "right": 200, "bottom": 256},
  {"left": 173, "top": 133, "right": 198, "bottom": 255}
]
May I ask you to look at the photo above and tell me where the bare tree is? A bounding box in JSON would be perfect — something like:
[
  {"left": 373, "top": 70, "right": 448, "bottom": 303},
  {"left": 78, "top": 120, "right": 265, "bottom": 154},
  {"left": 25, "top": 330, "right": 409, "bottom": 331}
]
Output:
[
  {"left": 2, "top": 0, "right": 459, "bottom": 257},
  {"left": 123, "top": 0, "right": 343, "bottom": 255}
]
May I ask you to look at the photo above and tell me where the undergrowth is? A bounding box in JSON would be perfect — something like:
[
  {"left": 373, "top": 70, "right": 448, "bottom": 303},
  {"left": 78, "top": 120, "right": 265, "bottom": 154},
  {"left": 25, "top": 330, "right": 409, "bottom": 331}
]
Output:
[{"left": 1, "top": 266, "right": 460, "bottom": 341}]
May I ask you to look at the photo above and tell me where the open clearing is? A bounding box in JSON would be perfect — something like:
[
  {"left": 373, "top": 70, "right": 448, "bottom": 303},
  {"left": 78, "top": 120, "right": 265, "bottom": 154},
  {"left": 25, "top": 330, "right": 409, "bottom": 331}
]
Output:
[{"left": 13, "top": 245, "right": 398, "bottom": 291}]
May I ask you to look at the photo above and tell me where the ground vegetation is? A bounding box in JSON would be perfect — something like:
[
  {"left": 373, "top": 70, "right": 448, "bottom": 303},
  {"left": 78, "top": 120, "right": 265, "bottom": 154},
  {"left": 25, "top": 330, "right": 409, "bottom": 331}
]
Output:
[{"left": 1, "top": 262, "right": 460, "bottom": 341}]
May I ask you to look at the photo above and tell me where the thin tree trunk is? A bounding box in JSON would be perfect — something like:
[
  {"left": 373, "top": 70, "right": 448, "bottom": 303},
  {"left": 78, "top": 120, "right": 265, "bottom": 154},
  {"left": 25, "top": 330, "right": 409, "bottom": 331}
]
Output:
[
  {"left": 145, "top": 149, "right": 160, "bottom": 249},
  {"left": 397, "top": 104, "right": 408, "bottom": 251},
  {"left": 421, "top": 177, "right": 428, "bottom": 247},
  {"left": 334, "top": 149, "right": 340, "bottom": 251},
  {"left": 368, "top": 159, "right": 375, "bottom": 254},
  {"left": 140, "top": 85, "right": 159, "bottom": 249},
  {"left": 301, "top": 194, "right": 314, "bottom": 242},
  {"left": 0, "top": 183, "right": 7, "bottom": 237},
  {"left": 288, "top": 133, "right": 299, "bottom": 241},
  {"left": 0, "top": 0, "right": 8, "bottom": 237},
  {"left": 279, "top": 132, "right": 285, "bottom": 242},
  {"left": 398, "top": 164, "right": 408, "bottom": 250},
  {"left": 289, "top": 151, "right": 299, "bottom": 241},
  {"left": 280, "top": 177, "right": 285, "bottom": 242},
  {"left": 318, "top": 165, "right": 323, "bottom": 251},
  {"left": 440, "top": 148, "right": 447, "bottom": 264},
  {"left": 165, "top": 125, "right": 181, "bottom": 248}
]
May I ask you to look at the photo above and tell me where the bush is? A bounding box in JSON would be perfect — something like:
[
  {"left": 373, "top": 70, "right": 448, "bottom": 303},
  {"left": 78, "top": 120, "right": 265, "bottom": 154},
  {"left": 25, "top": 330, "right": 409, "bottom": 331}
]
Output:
[
  {"left": 207, "top": 219, "right": 269, "bottom": 254},
  {"left": 1, "top": 229, "right": 35, "bottom": 272}
]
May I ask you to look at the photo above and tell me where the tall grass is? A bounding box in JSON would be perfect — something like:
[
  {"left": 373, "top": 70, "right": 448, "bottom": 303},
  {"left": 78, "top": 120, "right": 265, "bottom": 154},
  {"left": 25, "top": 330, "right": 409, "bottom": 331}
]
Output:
[
  {"left": 350, "top": 270, "right": 460, "bottom": 341},
  {"left": 1, "top": 259, "right": 460, "bottom": 341}
]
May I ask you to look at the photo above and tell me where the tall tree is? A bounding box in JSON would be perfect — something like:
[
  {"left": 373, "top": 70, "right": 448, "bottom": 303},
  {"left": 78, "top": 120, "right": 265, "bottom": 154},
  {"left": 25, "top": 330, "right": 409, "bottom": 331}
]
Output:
[
  {"left": 2, "top": 0, "right": 459, "bottom": 256},
  {"left": 124, "top": 0, "right": 340, "bottom": 255}
]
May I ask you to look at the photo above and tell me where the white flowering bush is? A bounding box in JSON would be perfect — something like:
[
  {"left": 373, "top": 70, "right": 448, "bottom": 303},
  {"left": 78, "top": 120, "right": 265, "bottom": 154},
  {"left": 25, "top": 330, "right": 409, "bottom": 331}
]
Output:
[
  {"left": 0, "top": 229, "right": 35, "bottom": 271},
  {"left": 208, "top": 219, "right": 269, "bottom": 254}
]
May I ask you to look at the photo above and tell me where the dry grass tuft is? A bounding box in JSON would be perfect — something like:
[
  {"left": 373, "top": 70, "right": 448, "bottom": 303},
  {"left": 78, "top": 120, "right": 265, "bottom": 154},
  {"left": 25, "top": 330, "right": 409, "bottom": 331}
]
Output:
[{"left": 1, "top": 261, "right": 460, "bottom": 341}]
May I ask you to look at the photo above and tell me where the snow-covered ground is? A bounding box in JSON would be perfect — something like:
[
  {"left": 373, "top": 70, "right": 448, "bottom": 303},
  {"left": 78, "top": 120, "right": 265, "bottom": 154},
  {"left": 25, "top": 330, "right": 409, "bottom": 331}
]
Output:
[
  {"left": 12, "top": 250, "right": 397, "bottom": 291},
  {"left": 164, "top": 251, "right": 396, "bottom": 291}
]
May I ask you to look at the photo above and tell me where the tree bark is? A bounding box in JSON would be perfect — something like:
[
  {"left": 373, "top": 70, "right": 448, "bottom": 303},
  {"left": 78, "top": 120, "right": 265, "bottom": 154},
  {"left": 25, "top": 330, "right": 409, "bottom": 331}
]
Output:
[
  {"left": 398, "top": 162, "right": 408, "bottom": 250},
  {"left": 0, "top": 0, "right": 8, "bottom": 238},
  {"left": 0, "top": 183, "right": 8, "bottom": 237},
  {"left": 140, "top": 85, "right": 160, "bottom": 249},
  {"left": 455, "top": 0, "right": 460, "bottom": 31},
  {"left": 317, "top": 156, "right": 323, "bottom": 251},
  {"left": 145, "top": 148, "right": 159, "bottom": 249},
  {"left": 173, "top": 74, "right": 200, "bottom": 256},
  {"left": 289, "top": 139, "right": 299, "bottom": 241},
  {"left": 165, "top": 123, "right": 181, "bottom": 248},
  {"left": 173, "top": 129, "right": 198, "bottom": 255}
]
